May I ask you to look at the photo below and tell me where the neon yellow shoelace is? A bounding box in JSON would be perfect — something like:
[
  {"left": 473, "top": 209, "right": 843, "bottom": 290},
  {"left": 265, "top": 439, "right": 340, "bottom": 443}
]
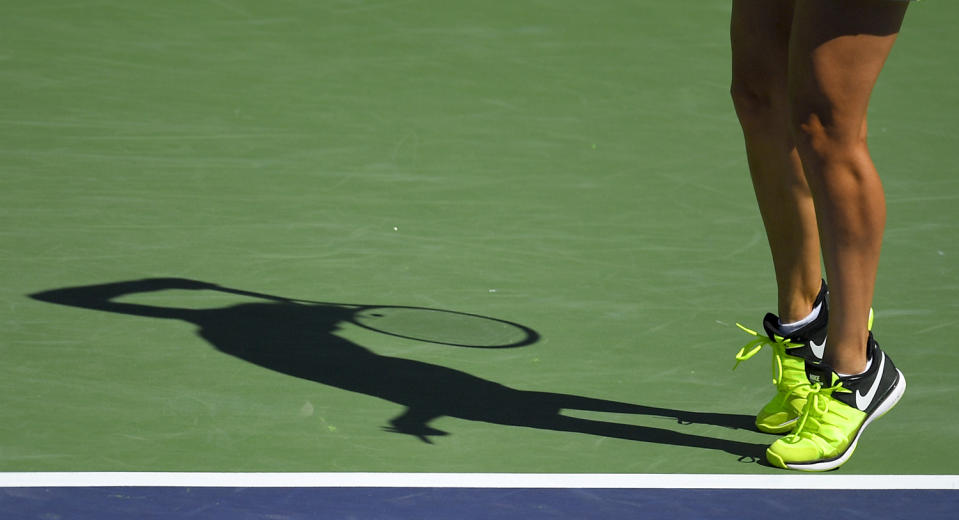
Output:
[
  {"left": 733, "top": 323, "right": 802, "bottom": 386},
  {"left": 784, "top": 380, "right": 849, "bottom": 444}
]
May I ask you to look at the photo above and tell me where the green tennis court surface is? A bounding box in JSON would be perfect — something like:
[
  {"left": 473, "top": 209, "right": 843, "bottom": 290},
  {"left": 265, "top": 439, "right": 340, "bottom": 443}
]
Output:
[{"left": 2, "top": 1, "right": 957, "bottom": 476}]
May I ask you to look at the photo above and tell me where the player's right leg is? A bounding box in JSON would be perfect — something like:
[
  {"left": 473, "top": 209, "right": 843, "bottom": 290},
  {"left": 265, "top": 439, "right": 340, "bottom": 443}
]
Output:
[
  {"left": 730, "top": 0, "right": 822, "bottom": 322},
  {"left": 730, "top": 0, "right": 827, "bottom": 433}
]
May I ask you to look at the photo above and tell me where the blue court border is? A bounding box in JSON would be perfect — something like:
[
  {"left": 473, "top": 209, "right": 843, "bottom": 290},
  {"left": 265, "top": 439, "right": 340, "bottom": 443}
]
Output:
[{"left": 3, "top": 487, "right": 959, "bottom": 520}]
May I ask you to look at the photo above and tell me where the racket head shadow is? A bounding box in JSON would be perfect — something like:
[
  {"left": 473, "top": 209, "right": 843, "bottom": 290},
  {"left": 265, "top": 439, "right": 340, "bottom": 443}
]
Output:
[{"left": 350, "top": 305, "right": 539, "bottom": 348}]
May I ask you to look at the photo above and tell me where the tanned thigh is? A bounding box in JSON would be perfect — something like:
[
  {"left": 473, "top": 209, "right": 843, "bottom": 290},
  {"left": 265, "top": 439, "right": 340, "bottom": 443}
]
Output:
[
  {"left": 787, "top": 0, "right": 908, "bottom": 146},
  {"left": 730, "top": 0, "right": 796, "bottom": 118}
]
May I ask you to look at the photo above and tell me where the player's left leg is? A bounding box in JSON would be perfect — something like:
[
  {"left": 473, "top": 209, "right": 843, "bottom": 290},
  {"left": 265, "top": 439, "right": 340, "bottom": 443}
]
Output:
[
  {"left": 787, "top": 0, "right": 906, "bottom": 376},
  {"left": 766, "top": 0, "right": 908, "bottom": 471}
]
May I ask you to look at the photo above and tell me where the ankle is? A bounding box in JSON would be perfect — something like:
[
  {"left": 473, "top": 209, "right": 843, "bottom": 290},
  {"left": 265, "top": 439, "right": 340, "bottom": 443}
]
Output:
[
  {"left": 779, "top": 299, "right": 824, "bottom": 334},
  {"left": 778, "top": 280, "right": 825, "bottom": 324},
  {"left": 826, "top": 354, "right": 870, "bottom": 377}
]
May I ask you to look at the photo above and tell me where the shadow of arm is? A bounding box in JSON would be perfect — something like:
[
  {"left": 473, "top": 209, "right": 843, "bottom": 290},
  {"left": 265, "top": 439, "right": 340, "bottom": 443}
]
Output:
[{"left": 28, "top": 278, "right": 216, "bottom": 320}]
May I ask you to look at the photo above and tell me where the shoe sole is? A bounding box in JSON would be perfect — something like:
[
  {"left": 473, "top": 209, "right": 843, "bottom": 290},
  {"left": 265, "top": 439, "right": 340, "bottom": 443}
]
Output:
[
  {"left": 756, "top": 417, "right": 796, "bottom": 434},
  {"left": 770, "top": 369, "right": 906, "bottom": 472}
]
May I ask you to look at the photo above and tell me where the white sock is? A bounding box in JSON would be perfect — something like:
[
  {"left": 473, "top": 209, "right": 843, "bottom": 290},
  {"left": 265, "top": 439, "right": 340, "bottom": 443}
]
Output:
[
  {"left": 779, "top": 300, "right": 823, "bottom": 335},
  {"left": 837, "top": 356, "right": 873, "bottom": 378}
]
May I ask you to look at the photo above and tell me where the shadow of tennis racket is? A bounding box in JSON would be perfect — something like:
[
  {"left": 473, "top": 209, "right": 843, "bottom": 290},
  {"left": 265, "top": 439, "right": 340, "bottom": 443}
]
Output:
[{"left": 209, "top": 285, "right": 539, "bottom": 349}]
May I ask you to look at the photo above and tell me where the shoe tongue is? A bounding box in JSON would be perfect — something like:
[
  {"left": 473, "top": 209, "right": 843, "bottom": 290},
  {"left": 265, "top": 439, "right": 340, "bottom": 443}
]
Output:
[
  {"left": 762, "top": 313, "right": 786, "bottom": 338},
  {"left": 805, "top": 361, "right": 839, "bottom": 387},
  {"left": 762, "top": 313, "right": 807, "bottom": 347}
]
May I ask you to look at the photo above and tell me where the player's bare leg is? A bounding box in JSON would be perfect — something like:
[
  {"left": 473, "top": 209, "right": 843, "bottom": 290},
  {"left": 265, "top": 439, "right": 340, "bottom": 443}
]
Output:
[
  {"left": 788, "top": 0, "right": 907, "bottom": 375},
  {"left": 730, "top": 0, "right": 822, "bottom": 323}
]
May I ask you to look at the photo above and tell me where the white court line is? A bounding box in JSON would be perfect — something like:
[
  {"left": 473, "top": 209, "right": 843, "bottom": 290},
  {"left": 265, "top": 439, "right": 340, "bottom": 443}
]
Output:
[{"left": 0, "top": 473, "right": 957, "bottom": 489}]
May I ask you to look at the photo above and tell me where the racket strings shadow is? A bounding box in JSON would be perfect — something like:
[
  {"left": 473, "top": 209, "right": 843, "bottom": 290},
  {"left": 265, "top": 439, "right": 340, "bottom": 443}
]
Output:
[{"left": 29, "top": 278, "right": 768, "bottom": 464}]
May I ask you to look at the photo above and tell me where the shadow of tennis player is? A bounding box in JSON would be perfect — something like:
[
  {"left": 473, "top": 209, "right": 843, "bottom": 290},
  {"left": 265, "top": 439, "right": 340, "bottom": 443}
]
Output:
[{"left": 30, "top": 278, "right": 767, "bottom": 462}]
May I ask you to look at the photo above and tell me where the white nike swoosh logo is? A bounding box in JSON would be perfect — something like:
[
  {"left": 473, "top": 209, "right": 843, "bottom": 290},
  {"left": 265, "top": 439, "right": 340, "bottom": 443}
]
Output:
[
  {"left": 856, "top": 352, "right": 886, "bottom": 411},
  {"left": 810, "top": 339, "right": 826, "bottom": 359}
]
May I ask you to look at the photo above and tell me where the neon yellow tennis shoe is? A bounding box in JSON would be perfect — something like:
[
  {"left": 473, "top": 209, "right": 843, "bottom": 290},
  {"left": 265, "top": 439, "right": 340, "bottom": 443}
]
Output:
[
  {"left": 734, "top": 282, "right": 829, "bottom": 433},
  {"left": 766, "top": 333, "right": 906, "bottom": 471}
]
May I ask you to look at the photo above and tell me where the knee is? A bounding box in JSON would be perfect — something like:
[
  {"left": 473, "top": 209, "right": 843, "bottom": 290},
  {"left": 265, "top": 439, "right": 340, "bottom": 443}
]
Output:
[
  {"left": 730, "top": 78, "right": 788, "bottom": 134},
  {"left": 789, "top": 101, "right": 869, "bottom": 165}
]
